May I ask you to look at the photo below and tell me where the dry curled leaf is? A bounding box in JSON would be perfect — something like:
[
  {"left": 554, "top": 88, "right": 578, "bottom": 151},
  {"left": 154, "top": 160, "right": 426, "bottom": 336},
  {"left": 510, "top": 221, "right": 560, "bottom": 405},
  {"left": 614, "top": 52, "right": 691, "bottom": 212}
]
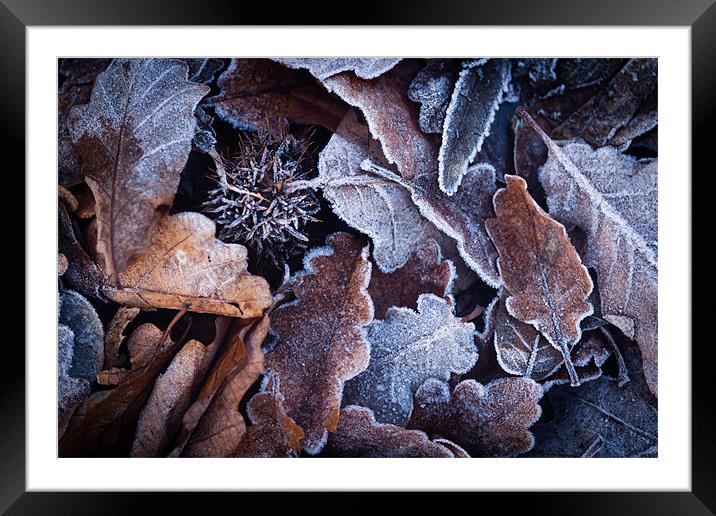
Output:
[
  {"left": 363, "top": 160, "right": 501, "bottom": 288},
  {"left": 265, "top": 233, "right": 373, "bottom": 454},
  {"left": 69, "top": 58, "right": 209, "bottom": 281},
  {"left": 368, "top": 239, "right": 455, "bottom": 320},
  {"left": 552, "top": 58, "right": 657, "bottom": 148},
  {"left": 274, "top": 58, "right": 401, "bottom": 80},
  {"left": 131, "top": 339, "right": 205, "bottom": 457},
  {"left": 321, "top": 61, "right": 439, "bottom": 180},
  {"left": 325, "top": 406, "right": 460, "bottom": 458},
  {"left": 59, "top": 317, "right": 184, "bottom": 457},
  {"left": 102, "top": 212, "right": 272, "bottom": 318},
  {"left": 438, "top": 59, "right": 511, "bottom": 195},
  {"left": 233, "top": 376, "right": 304, "bottom": 458},
  {"left": 344, "top": 294, "right": 477, "bottom": 426},
  {"left": 409, "top": 377, "right": 543, "bottom": 457},
  {"left": 486, "top": 175, "right": 594, "bottom": 386},
  {"left": 103, "top": 307, "right": 141, "bottom": 370},
  {"left": 528, "top": 344, "right": 656, "bottom": 457},
  {"left": 313, "top": 111, "right": 445, "bottom": 273},
  {"left": 58, "top": 201, "right": 102, "bottom": 299},
  {"left": 183, "top": 316, "right": 270, "bottom": 457},
  {"left": 208, "top": 58, "right": 347, "bottom": 132},
  {"left": 520, "top": 109, "right": 658, "bottom": 395}
]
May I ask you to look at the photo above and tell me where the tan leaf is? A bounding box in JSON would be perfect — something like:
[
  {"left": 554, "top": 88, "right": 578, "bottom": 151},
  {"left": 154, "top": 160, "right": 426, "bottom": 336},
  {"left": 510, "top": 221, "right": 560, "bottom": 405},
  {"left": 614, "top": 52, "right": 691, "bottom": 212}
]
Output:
[
  {"left": 131, "top": 339, "right": 205, "bottom": 457},
  {"left": 368, "top": 239, "right": 454, "bottom": 320},
  {"left": 102, "top": 212, "right": 272, "bottom": 318},
  {"left": 321, "top": 61, "right": 439, "bottom": 180},
  {"left": 519, "top": 108, "right": 658, "bottom": 395},
  {"left": 325, "top": 406, "right": 460, "bottom": 458},
  {"left": 59, "top": 316, "right": 184, "bottom": 457},
  {"left": 485, "top": 175, "right": 594, "bottom": 386},
  {"left": 182, "top": 316, "right": 270, "bottom": 457},
  {"left": 208, "top": 58, "right": 347, "bottom": 132},
  {"left": 69, "top": 59, "right": 209, "bottom": 281},
  {"left": 233, "top": 376, "right": 304, "bottom": 458},
  {"left": 265, "top": 232, "right": 373, "bottom": 454},
  {"left": 409, "top": 377, "right": 543, "bottom": 457}
]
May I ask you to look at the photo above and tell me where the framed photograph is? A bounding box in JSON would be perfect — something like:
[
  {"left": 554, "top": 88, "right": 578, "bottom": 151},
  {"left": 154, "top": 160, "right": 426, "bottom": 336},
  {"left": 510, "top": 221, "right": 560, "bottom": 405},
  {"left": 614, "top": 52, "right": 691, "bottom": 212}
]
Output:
[{"left": 5, "top": 0, "right": 712, "bottom": 511}]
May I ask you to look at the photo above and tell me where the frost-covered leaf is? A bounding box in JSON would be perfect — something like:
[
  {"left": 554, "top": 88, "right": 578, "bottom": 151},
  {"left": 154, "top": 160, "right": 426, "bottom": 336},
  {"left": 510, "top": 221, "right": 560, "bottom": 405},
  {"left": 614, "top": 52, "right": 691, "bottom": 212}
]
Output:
[
  {"left": 485, "top": 175, "right": 594, "bottom": 386},
  {"left": 494, "top": 291, "right": 563, "bottom": 381},
  {"left": 528, "top": 344, "right": 657, "bottom": 457},
  {"left": 208, "top": 58, "right": 347, "bottom": 132},
  {"left": 520, "top": 109, "right": 658, "bottom": 395},
  {"left": 182, "top": 316, "right": 270, "bottom": 457},
  {"left": 368, "top": 239, "right": 454, "bottom": 319},
  {"left": 552, "top": 59, "right": 657, "bottom": 148},
  {"left": 58, "top": 201, "right": 102, "bottom": 299},
  {"left": 321, "top": 61, "right": 439, "bottom": 180},
  {"left": 184, "top": 58, "right": 224, "bottom": 84},
  {"left": 408, "top": 377, "right": 543, "bottom": 457},
  {"left": 59, "top": 320, "right": 181, "bottom": 457},
  {"left": 58, "top": 290, "right": 104, "bottom": 384},
  {"left": 344, "top": 294, "right": 477, "bottom": 426},
  {"left": 438, "top": 59, "right": 511, "bottom": 195},
  {"left": 102, "top": 212, "right": 272, "bottom": 318},
  {"left": 314, "top": 111, "right": 444, "bottom": 273},
  {"left": 131, "top": 339, "right": 205, "bottom": 457},
  {"left": 325, "top": 406, "right": 460, "bottom": 458},
  {"left": 69, "top": 58, "right": 209, "bottom": 281},
  {"left": 233, "top": 375, "right": 304, "bottom": 458},
  {"left": 265, "top": 233, "right": 372, "bottom": 454},
  {"left": 363, "top": 160, "right": 501, "bottom": 288},
  {"left": 58, "top": 59, "right": 111, "bottom": 187},
  {"left": 274, "top": 58, "right": 401, "bottom": 80},
  {"left": 540, "top": 332, "right": 612, "bottom": 391},
  {"left": 58, "top": 324, "right": 91, "bottom": 439},
  {"left": 407, "top": 59, "right": 460, "bottom": 134}
]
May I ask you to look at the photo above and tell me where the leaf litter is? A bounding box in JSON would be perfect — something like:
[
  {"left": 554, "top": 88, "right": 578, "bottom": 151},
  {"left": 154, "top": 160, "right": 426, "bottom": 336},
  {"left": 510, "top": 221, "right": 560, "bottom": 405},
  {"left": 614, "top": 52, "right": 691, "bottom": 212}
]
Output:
[{"left": 57, "top": 57, "right": 659, "bottom": 459}]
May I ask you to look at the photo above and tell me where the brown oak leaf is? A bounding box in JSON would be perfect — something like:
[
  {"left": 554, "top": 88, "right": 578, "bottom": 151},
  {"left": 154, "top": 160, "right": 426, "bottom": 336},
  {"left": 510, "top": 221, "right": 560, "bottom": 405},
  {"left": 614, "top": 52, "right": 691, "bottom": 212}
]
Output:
[
  {"left": 368, "top": 239, "right": 454, "bottom": 320},
  {"left": 102, "top": 212, "right": 272, "bottom": 318},
  {"left": 69, "top": 58, "right": 209, "bottom": 282},
  {"left": 208, "top": 58, "right": 348, "bottom": 132},
  {"left": 265, "top": 232, "right": 373, "bottom": 454},
  {"left": 182, "top": 316, "right": 270, "bottom": 457},
  {"left": 325, "top": 406, "right": 462, "bottom": 458},
  {"left": 233, "top": 375, "right": 304, "bottom": 458},
  {"left": 519, "top": 108, "right": 658, "bottom": 396},
  {"left": 408, "top": 377, "right": 543, "bottom": 457},
  {"left": 485, "top": 174, "right": 594, "bottom": 386},
  {"left": 321, "top": 61, "right": 439, "bottom": 180}
]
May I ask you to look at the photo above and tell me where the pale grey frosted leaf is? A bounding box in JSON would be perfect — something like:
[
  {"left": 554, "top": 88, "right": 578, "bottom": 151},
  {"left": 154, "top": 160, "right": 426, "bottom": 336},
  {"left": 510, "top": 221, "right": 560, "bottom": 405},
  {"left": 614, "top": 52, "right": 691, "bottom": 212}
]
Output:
[
  {"left": 528, "top": 344, "right": 657, "bottom": 457},
  {"left": 58, "top": 324, "right": 91, "bottom": 438},
  {"left": 494, "top": 292, "right": 563, "bottom": 381},
  {"left": 273, "top": 58, "right": 401, "bottom": 80},
  {"left": 407, "top": 59, "right": 460, "bottom": 134},
  {"left": 362, "top": 160, "right": 501, "bottom": 288},
  {"left": 344, "top": 294, "right": 478, "bottom": 426},
  {"left": 523, "top": 110, "right": 658, "bottom": 395},
  {"left": 315, "top": 111, "right": 444, "bottom": 273},
  {"left": 438, "top": 59, "right": 511, "bottom": 195},
  {"left": 59, "top": 289, "right": 104, "bottom": 383},
  {"left": 69, "top": 58, "right": 209, "bottom": 279}
]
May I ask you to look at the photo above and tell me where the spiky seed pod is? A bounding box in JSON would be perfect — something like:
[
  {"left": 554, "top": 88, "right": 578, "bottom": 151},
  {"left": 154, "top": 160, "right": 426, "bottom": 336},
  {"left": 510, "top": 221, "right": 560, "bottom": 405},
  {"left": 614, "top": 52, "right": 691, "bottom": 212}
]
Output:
[{"left": 202, "top": 129, "right": 320, "bottom": 268}]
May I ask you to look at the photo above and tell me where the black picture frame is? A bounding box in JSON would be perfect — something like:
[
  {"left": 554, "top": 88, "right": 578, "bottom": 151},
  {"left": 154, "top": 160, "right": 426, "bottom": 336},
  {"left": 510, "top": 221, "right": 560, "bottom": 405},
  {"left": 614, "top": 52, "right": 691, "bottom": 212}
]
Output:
[{"left": 3, "top": 0, "right": 712, "bottom": 512}]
